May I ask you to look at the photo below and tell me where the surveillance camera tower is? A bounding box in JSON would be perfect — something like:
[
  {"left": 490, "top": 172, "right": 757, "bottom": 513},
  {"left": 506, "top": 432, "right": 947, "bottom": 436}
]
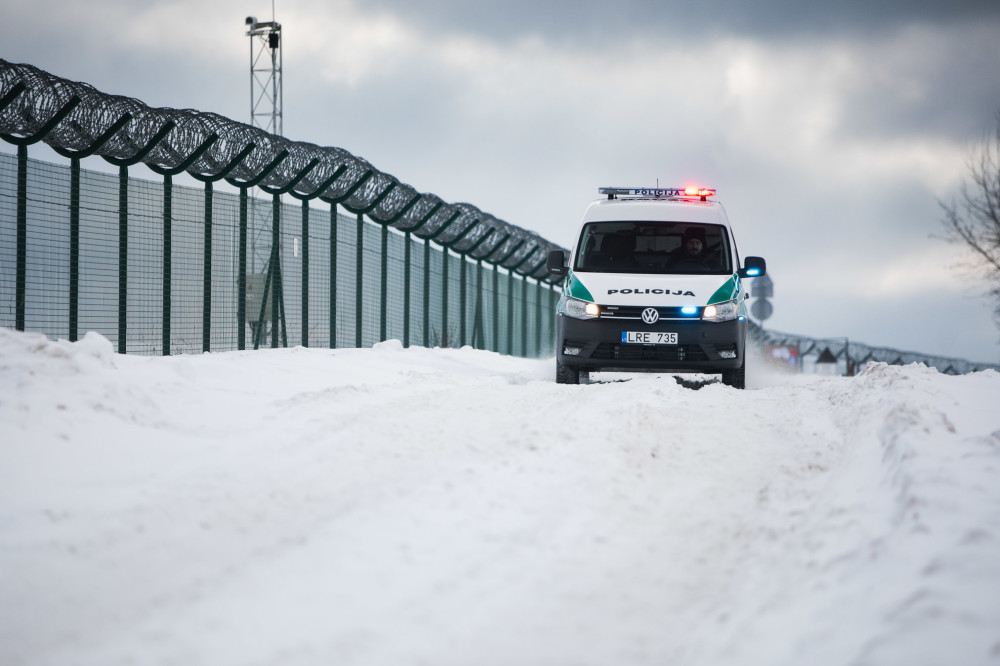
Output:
[
  {"left": 245, "top": 11, "right": 282, "bottom": 136},
  {"left": 244, "top": 6, "right": 285, "bottom": 348}
]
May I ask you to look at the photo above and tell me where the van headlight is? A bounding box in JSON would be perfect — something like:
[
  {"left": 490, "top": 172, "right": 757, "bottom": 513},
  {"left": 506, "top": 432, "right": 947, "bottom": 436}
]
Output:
[
  {"left": 702, "top": 300, "right": 739, "bottom": 322},
  {"left": 562, "top": 297, "right": 600, "bottom": 319}
]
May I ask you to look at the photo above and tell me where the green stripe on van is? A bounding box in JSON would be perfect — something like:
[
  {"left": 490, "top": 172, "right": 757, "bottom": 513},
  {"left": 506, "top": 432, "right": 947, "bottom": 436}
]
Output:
[
  {"left": 568, "top": 272, "right": 594, "bottom": 302},
  {"left": 708, "top": 276, "right": 738, "bottom": 304}
]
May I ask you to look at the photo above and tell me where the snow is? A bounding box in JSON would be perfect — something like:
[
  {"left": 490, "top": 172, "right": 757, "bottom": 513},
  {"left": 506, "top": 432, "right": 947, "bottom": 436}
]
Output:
[{"left": 2, "top": 327, "right": 999, "bottom": 666}]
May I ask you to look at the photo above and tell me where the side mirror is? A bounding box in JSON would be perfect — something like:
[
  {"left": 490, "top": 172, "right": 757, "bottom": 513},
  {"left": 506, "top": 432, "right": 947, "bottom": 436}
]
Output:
[
  {"left": 739, "top": 256, "right": 766, "bottom": 279},
  {"left": 547, "top": 250, "right": 567, "bottom": 276}
]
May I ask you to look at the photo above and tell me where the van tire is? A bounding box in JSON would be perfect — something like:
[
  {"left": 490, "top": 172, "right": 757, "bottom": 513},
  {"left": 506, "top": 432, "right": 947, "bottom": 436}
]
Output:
[
  {"left": 721, "top": 358, "right": 746, "bottom": 389},
  {"left": 556, "top": 362, "right": 587, "bottom": 385}
]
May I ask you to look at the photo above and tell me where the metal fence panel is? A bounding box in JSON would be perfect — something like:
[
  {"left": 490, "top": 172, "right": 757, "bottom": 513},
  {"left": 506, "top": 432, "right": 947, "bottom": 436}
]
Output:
[{"left": 1, "top": 152, "right": 563, "bottom": 358}]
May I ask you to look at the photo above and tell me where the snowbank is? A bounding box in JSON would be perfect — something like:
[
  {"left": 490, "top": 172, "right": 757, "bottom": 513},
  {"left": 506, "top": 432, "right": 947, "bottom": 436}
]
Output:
[{"left": 1, "top": 328, "right": 998, "bottom": 666}]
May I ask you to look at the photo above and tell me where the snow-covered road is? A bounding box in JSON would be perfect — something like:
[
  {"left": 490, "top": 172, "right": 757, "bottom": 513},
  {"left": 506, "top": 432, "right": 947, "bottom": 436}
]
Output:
[{"left": 2, "top": 328, "right": 999, "bottom": 665}]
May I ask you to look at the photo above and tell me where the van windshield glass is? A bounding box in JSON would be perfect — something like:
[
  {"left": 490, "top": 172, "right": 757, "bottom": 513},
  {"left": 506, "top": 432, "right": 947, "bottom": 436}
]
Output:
[{"left": 574, "top": 221, "right": 732, "bottom": 274}]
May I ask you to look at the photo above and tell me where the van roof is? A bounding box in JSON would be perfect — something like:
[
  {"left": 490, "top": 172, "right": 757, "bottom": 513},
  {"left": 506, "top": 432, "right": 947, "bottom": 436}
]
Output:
[{"left": 583, "top": 197, "right": 730, "bottom": 225}]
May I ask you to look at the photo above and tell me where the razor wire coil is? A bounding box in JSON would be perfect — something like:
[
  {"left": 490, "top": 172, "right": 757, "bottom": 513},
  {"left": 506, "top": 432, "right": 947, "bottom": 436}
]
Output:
[{"left": 0, "top": 59, "right": 565, "bottom": 281}]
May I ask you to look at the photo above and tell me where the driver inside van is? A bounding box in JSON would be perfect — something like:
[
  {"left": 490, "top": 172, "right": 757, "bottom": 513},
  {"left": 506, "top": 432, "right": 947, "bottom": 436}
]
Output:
[
  {"left": 680, "top": 227, "right": 706, "bottom": 258},
  {"left": 669, "top": 226, "right": 719, "bottom": 272}
]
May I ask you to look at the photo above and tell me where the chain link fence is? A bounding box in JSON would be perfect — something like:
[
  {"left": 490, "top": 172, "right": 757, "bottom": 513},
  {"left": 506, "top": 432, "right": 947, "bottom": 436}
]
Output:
[{"left": 0, "top": 151, "right": 557, "bottom": 356}]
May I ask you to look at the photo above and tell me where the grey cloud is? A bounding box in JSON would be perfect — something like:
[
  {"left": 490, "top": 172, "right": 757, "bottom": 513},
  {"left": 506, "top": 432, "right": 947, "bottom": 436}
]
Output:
[
  {"left": 363, "top": 0, "right": 1000, "bottom": 42},
  {"left": 829, "top": 26, "right": 1000, "bottom": 143},
  {"left": 357, "top": 0, "right": 1000, "bottom": 148}
]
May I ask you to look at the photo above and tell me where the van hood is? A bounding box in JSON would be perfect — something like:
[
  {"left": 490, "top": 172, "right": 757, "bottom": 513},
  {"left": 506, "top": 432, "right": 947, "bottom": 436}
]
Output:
[{"left": 568, "top": 271, "right": 740, "bottom": 306}]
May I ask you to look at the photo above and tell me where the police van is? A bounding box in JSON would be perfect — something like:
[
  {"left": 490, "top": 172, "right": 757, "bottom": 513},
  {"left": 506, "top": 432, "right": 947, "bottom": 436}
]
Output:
[{"left": 547, "top": 186, "right": 766, "bottom": 388}]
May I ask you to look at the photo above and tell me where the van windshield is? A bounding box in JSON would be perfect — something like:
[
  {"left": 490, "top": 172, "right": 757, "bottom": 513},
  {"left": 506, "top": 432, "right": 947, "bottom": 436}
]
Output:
[{"left": 573, "top": 221, "right": 732, "bottom": 275}]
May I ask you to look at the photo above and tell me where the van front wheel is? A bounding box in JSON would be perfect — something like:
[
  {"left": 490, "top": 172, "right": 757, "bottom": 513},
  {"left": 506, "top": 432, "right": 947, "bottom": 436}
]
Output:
[
  {"left": 721, "top": 357, "right": 746, "bottom": 389},
  {"left": 556, "top": 362, "right": 588, "bottom": 385}
]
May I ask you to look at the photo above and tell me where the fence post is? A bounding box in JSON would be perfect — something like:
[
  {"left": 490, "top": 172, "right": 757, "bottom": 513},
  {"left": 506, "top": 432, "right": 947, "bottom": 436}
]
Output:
[
  {"left": 441, "top": 246, "right": 449, "bottom": 347},
  {"left": 329, "top": 203, "right": 337, "bottom": 348},
  {"left": 162, "top": 173, "right": 172, "bottom": 356},
  {"left": 301, "top": 199, "right": 309, "bottom": 347},
  {"left": 380, "top": 221, "right": 388, "bottom": 342},
  {"left": 423, "top": 240, "right": 430, "bottom": 347},
  {"left": 535, "top": 279, "right": 542, "bottom": 358},
  {"left": 474, "top": 259, "right": 484, "bottom": 349},
  {"left": 403, "top": 231, "right": 411, "bottom": 347},
  {"left": 15, "top": 145, "right": 26, "bottom": 332},
  {"left": 271, "top": 193, "right": 280, "bottom": 348},
  {"left": 459, "top": 253, "right": 467, "bottom": 347},
  {"left": 119, "top": 165, "right": 128, "bottom": 353},
  {"left": 507, "top": 271, "right": 514, "bottom": 356},
  {"left": 203, "top": 181, "right": 212, "bottom": 353},
  {"left": 492, "top": 264, "right": 499, "bottom": 353},
  {"left": 356, "top": 212, "right": 363, "bottom": 348},
  {"left": 238, "top": 188, "right": 247, "bottom": 350},
  {"left": 521, "top": 275, "right": 528, "bottom": 358},
  {"left": 69, "top": 157, "right": 80, "bottom": 342}
]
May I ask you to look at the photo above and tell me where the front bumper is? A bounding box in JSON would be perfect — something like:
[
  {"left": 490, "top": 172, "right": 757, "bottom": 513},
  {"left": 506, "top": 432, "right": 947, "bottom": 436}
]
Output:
[{"left": 557, "top": 312, "right": 746, "bottom": 373}]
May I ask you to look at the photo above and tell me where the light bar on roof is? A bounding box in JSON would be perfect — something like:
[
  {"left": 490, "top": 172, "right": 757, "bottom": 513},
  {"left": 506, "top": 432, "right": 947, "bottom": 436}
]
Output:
[{"left": 599, "top": 186, "right": 716, "bottom": 199}]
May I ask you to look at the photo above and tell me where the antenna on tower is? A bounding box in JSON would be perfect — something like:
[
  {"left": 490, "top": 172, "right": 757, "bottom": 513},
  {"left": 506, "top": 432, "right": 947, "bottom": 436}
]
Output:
[{"left": 245, "top": 7, "right": 282, "bottom": 136}]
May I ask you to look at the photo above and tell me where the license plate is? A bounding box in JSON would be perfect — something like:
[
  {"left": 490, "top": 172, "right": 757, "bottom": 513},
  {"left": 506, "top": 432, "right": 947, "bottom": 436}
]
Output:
[{"left": 622, "top": 331, "right": 678, "bottom": 344}]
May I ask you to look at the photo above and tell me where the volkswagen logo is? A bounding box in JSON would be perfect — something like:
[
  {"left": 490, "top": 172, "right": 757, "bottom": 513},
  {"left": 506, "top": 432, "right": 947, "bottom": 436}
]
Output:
[{"left": 641, "top": 307, "right": 659, "bottom": 324}]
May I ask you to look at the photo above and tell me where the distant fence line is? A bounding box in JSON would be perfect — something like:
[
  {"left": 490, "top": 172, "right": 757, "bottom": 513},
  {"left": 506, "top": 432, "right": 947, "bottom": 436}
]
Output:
[
  {"left": 750, "top": 323, "right": 1000, "bottom": 375},
  {"left": 0, "top": 60, "right": 561, "bottom": 356}
]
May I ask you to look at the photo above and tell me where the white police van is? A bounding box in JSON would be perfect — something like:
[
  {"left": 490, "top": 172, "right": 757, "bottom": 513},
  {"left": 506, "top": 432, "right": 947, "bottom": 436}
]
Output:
[{"left": 547, "top": 186, "right": 766, "bottom": 388}]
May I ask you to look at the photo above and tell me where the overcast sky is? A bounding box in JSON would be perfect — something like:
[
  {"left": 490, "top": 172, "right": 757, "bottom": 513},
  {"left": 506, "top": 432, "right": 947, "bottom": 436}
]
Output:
[{"left": 4, "top": 0, "right": 1000, "bottom": 362}]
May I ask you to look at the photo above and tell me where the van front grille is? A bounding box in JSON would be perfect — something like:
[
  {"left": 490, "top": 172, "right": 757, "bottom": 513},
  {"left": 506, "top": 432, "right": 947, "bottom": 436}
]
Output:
[
  {"left": 591, "top": 343, "right": 709, "bottom": 362},
  {"left": 599, "top": 305, "right": 701, "bottom": 320}
]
